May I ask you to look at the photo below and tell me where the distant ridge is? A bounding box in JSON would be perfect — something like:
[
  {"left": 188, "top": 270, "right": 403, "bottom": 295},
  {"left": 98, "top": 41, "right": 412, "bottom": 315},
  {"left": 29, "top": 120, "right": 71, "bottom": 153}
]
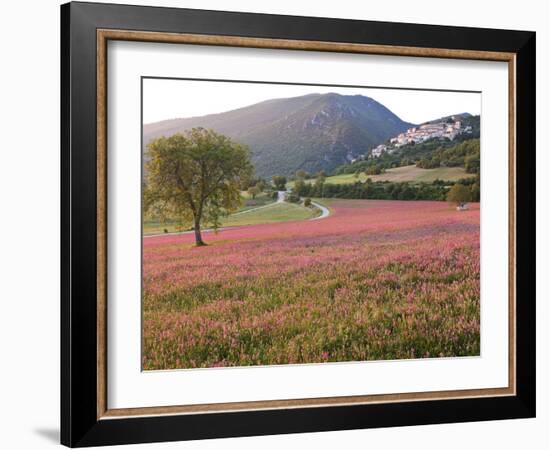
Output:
[
  {"left": 421, "top": 112, "right": 472, "bottom": 125},
  {"left": 143, "top": 93, "right": 414, "bottom": 178}
]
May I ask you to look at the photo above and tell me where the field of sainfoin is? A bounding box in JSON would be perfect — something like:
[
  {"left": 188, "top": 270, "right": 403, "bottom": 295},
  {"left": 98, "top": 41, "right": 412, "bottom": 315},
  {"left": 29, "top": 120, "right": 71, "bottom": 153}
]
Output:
[{"left": 143, "top": 199, "right": 480, "bottom": 370}]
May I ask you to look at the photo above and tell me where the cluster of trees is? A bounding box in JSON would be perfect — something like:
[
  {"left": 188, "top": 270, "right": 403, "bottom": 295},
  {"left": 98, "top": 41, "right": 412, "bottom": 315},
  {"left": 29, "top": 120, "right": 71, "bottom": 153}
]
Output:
[
  {"left": 295, "top": 169, "right": 314, "bottom": 180},
  {"left": 293, "top": 175, "right": 480, "bottom": 203},
  {"left": 415, "top": 139, "right": 480, "bottom": 173},
  {"left": 416, "top": 157, "right": 442, "bottom": 169},
  {"left": 333, "top": 158, "right": 386, "bottom": 176},
  {"left": 271, "top": 175, "right": 287, "bottom": 191},
  {"left": 450, "top": 177, "right": 480, "bottom": 202},
  {"left": 447, "top": 183, "right": 474, "bottom": 207},
  {"left": 245, "top": 174, "right": 295, "bottom": 196},
  {"left": 287, "top": 169, "right": 327, "bottom": 183},
  {"left": 245, "top": 178, "right": 268, "bottom": 199},
  {"left": 285, "top": 192, "right": 301, "bottom": 203},
  {"left": 364, "top": 165, "right": 384, "bottom": 175},
  {"left": 246, "top": 173, "right": 306, "bottom": 198},
  {"left": 293, "top": 179, "right": 445, "bottom": 201}
]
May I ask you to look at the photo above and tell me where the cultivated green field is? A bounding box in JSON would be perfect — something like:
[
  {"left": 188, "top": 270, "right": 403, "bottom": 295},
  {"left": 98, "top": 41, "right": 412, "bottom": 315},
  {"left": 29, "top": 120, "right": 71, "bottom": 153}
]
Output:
[
  {"left": 367, "top": 165, "right": 475, "bottom": 183},
  {"left": 144, "top": 201, "right": 318, "bottom": 235},
  {"left": 290, "top": 165, "right": 474, "bottom": 187}
]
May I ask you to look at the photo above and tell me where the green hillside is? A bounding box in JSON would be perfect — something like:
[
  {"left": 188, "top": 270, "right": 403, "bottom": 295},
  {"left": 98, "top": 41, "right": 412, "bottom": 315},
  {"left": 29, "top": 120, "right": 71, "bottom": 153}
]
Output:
[
  {"left": 306, "top": 165, "right": 476, "bottom": 185},
  {"left": 143, "top": 93, "right": 413, "bottom": 178},
  {"left": 332, "top": 120, "right": 480, "bottom": 177}
]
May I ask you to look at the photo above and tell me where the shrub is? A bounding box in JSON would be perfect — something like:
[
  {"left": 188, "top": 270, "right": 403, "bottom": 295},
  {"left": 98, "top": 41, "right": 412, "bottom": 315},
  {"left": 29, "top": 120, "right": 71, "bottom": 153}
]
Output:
[{"left": 365, "top": 165, "right": 382, "bottom": 175}]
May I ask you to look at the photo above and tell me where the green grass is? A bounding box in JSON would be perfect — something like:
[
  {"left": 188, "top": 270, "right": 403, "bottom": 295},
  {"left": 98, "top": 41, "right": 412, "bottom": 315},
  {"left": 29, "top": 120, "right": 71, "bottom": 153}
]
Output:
[
  {"left": 236, "top": 192, "right": 276, "bottom": 212},
  {"left": 143, "top": 220, "right": 181, "bottom": 235},
  {"left": 143, "top": 201, "right": 318, "bottom": 235},
  {"left": 290, "top": 165, "right": 474, "bottom": 187},
  {"left": 221, "top": 202, "right": 318, "bottom": 227},
  {"left": 368, "top": 165, "right": 475, "bottom": 183},
  {"left": 144, "top": 192, "right": 275, "bottom": 235}
]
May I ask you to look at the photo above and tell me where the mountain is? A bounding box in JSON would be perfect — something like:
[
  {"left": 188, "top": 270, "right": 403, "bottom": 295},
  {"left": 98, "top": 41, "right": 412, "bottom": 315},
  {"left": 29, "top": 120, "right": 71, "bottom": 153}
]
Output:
[{"left": 143, "top": 93, "right": 414, "bottom": 177}]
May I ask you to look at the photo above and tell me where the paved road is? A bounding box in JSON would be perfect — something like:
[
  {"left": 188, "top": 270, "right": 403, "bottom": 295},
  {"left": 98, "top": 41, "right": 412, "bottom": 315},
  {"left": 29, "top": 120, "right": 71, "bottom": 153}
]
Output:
[{"left": 310, "top": 201, "right": 330, "bottom": 220}]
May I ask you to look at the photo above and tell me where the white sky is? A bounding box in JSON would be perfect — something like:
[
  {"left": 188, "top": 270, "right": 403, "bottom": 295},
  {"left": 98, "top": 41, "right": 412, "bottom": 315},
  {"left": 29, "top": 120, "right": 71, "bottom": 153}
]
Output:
[{"left": 143, "top": 78, "right": 481, "bottom": 125}]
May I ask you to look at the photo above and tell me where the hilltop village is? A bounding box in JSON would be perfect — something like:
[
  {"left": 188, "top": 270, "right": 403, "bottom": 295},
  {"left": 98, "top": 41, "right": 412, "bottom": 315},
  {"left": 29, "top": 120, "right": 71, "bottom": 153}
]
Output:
[{"left": 370, "top": 118, "right": 473, "bottom": 158}]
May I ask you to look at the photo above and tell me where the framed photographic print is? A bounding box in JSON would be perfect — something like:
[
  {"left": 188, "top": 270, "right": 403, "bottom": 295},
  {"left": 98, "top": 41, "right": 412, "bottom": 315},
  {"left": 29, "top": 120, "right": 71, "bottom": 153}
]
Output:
[{"left": 61, "top": 1, "right": 536, "bottom": 447}]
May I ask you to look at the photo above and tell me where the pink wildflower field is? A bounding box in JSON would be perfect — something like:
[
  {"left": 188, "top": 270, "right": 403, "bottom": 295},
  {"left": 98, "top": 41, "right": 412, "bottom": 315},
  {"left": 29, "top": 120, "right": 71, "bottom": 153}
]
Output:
[{"left": 142, "top": 199, "right": 480, "bottom": 370}]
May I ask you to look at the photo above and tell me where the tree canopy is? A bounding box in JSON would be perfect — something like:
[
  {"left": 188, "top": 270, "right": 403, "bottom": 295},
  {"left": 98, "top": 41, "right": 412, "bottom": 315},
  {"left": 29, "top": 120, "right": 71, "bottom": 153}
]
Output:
[
  {"left": 247, "top": 185, "right": 261, "bottom": 199},
  {"left": 446, "top": 183, "right": 471, "bottom": 207},
  {"left": 272, "top": 175, "right": 287, "bottom": 191},
  {"left": 144, "top": 128, "right": 253, "bottom": 245}
]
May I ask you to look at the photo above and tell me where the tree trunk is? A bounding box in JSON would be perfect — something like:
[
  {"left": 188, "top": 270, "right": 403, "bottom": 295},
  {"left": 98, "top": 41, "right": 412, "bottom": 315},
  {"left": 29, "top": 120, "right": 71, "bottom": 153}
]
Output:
[{"left": 193, "top": 216, "right": 206, "bottom": 246}]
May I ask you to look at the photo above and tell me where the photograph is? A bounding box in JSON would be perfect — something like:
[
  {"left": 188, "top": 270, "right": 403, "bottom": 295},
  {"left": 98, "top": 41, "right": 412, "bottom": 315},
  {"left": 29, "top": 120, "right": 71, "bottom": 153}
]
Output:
[
  {"left": 141, "top": 79, "right": 482, "bottom": 370},
  {"left": 53, "top": 1, "right": 537, "bottom": 447}
]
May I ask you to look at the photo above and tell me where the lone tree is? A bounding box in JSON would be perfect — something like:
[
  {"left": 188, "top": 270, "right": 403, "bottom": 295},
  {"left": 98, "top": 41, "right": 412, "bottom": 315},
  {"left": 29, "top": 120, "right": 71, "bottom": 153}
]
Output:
[
  {"left": 447, "top": 183, "right": 471, "bottom": 209},
  {"left": 144, "top": 128, "right": 253, "bottom": 246}
]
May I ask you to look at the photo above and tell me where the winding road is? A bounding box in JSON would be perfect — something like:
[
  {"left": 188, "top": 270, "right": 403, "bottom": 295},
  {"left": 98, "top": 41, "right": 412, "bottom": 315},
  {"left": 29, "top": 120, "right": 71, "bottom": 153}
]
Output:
[
  {"left": 310, "top": 200, "right": 330, "bottom": 220},
  {"left": 144, "top": 190, "right": 330, "bottom": 238}
]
